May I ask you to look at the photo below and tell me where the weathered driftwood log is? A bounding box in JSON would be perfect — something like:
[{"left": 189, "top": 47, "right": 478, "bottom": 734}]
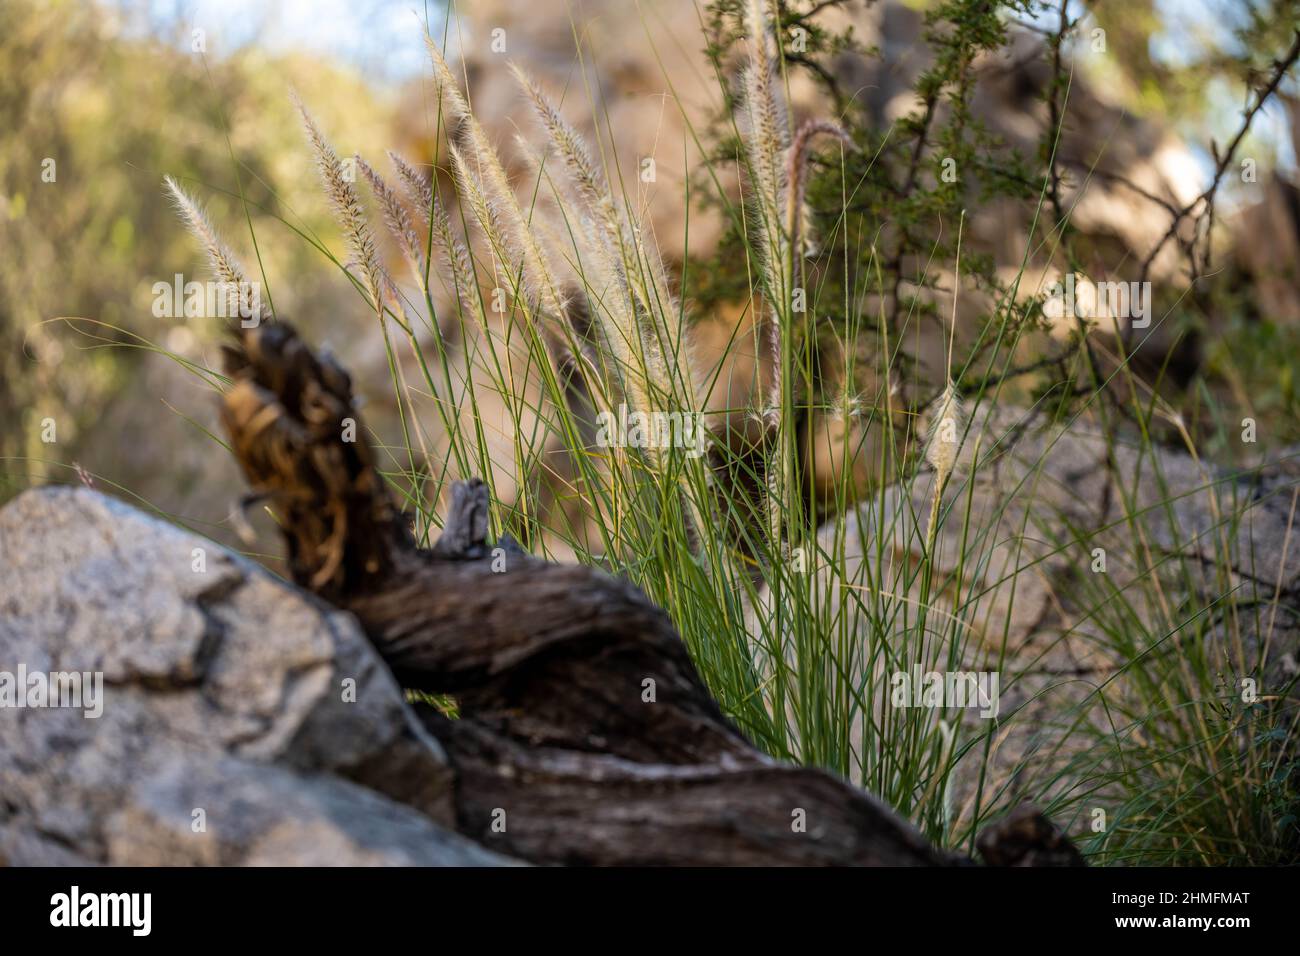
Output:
[{"left": 220, "top": 321, "right": 1080, "bottom": 865}]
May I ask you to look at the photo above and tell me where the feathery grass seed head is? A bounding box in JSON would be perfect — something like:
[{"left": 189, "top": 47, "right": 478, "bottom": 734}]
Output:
[
  {"left": 163, "top": 175, "right": 265, "bottom": 322},
  {"left": 925, "top": 380, "right": 965, "bottom": 487},
  {"left": 292, "top": 92, "right": 390, "bottom": 313},
  {"left": 356, "top": 154, "right": 427, "bottom": 286}
]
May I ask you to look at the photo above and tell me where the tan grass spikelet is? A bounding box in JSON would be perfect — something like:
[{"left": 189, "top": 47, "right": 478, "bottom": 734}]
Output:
[
  {"left": 162, "top": 175, "right": 266, "bottom": 323},
  {"left": 291, "top": 92, "right": 391, "bottom": 314},
  {"left": 741, "top": 0, "right": 789, "bottom": 256},
  {"left": 510, "top": 133, "right": 638, "bottom": 413},
  {"left": 507, "top": 62, "right": 698, "bottom": 423},
  {"left": 424, "top": 33, "right": 570, "bottom": 339},
  {"left": 925, "top": 379, "right": 965, "bottom": 485},
  {"left": 356, "top": 155, "right": 426, "bottom": 289},
  {"left": 387, "top": 150, "right": 475, "bottom": 299}
]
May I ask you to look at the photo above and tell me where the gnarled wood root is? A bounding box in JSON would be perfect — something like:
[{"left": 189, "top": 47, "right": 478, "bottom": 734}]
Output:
[{"left": 220, "top": 322, "right": 1082, "bottom": 866}]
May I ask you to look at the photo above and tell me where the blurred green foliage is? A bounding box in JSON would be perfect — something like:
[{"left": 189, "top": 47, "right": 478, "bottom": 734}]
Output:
[
  {"left": 0, "top": 0, "right": 397, "bottom": 506},
  {"left": 691, "top": 0, "right": 1300, "bottom": 451}
]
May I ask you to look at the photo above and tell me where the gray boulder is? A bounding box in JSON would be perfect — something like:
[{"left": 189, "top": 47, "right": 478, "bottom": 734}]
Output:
[
  {"left": 752, "top": 405, "right": 1300, "bottom": 832},
  {"left": 0, "top": 486, "right": 510, "bottom": 866}
]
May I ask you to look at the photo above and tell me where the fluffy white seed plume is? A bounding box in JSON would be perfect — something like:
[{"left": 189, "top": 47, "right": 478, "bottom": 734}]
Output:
[
  {"left": 163, "top": 175, "right": 265, "bottom": 322},
  {"left": 446, "top": 144, "right": 509, "bottom": 293},
  {"left": 509, "top": 60, "right": 678, "bottom": 328},
  {"left": 386, "top": 150, "right": 476, "bottom": 298},
  {"left": 447, "top": 142, "right": 575, "bottom": 369},
  {"left": 510, "top": 66, "right": 695, "bottom": 416},
  {"left": 424, "top": 34, "right": 569, "bottom": 332},
  {"left": 446, "top": 144, "right": 501, "bottom": 258},
  {"left": 925, "top": 380, "right": 965, "bottom": 485},
  {"left": 163, "top": 176, "right": 245, "bottom": 288},
  {"left": 922, "top": 208, "right": 972, "bottom": 551},
  {"left": 508, "top": 63, "right": 614, "bottom": 230},
  {"left": 922, "top": 379, "right": 966, "bottom": 552},
  {"left": 507, "top": 65, "right": 702, "bottom": 544},
  {"left": 292, "top": 92, "right": 392, "bottom": 313},
  {"left": 507, "top": 66, "right": 634, "bottom": 323},
  {"left": 736, "top": 11, "right": 854, "bottom": 555},
  {"left": 741, "top": 0, "right": 789, "bottom": 253},
  {"left": 738, "top": 0, "right": 795, "bottom": 434},
  {"left": 356, "top": 154, "right": 426, "bottom": 288},
  {"left": 511, "top": 134, "right": 632, "bottom": 387},
  {"left": 389, "top": 150, "right": 435, "bottom": 215}
]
